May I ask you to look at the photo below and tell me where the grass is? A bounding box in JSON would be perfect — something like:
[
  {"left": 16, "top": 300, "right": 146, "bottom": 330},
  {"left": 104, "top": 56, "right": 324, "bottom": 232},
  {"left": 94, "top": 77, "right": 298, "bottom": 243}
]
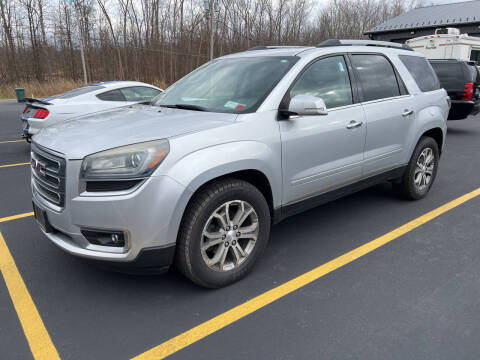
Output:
[
  {"left": 0, "top": 79, "right": 168, "bottom": 99},
  {"left": 0, "top": 79, "right": 84, "bottom": 99}
]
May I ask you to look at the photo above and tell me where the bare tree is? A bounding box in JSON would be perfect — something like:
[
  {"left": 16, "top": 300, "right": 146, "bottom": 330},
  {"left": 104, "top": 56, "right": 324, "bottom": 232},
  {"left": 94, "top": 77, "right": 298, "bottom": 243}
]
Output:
[{"left": 0, "top": 0, "right": 416, "bottom": 89}]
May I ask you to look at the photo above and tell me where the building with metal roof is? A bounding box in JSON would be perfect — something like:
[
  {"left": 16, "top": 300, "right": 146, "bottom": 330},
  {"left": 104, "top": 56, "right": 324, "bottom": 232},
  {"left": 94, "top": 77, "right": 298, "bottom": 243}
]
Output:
[{"left": 365, "top": 1, "right": 480, "bottom": 43}]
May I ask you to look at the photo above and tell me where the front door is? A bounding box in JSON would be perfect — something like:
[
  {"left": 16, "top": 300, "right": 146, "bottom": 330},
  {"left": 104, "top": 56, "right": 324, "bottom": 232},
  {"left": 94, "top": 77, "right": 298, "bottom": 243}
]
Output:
[{"left": 280, "top": 55, "right": 366, "bottom": 206}]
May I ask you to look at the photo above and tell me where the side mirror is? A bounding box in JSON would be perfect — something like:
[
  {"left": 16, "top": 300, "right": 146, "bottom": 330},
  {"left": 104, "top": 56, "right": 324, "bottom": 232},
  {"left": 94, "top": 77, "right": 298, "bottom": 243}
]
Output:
[{"left": 285, "top": 94, "right": 328, "bottom": 117}]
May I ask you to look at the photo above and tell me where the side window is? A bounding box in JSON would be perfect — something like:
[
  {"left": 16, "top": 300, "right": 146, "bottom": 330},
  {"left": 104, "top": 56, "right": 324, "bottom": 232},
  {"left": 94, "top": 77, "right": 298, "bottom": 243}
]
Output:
[
  {"left": 470, "top": 50, "right": 480, "bottom": 63},
  {"left": 289, "top": 56, "right": 353, "bottom": 109},
  {"left": 120, "top": 87, "right": 162, "bottom": 102},
  {"left": 399, "top": 55, "right": 440, "bottom": 92},
  {"left": 96, "top": 89, "right": 126, "bottom": 102},
  {"left": 135, "top": 86, "right": 162, "bottom": 98},
  {"left": 351, "top": 54, "right": 400, "bottom": 102}
]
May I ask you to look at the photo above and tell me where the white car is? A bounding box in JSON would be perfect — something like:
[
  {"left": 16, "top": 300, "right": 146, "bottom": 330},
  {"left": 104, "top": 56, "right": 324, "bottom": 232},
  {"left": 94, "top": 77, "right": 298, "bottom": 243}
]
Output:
[{"left": 21, "top": 81, "right": 162, "bottom": 141}]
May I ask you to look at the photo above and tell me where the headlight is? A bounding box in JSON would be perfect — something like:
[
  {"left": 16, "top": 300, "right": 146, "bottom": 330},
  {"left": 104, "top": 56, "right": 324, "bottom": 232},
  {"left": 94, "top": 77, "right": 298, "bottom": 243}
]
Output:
[{"left": 80, "top": 139, "right": 169, "bottom": 179}]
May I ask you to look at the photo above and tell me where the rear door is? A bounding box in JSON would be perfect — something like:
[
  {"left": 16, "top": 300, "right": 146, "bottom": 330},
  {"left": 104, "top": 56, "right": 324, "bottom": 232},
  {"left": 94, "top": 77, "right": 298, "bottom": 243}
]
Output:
[{"left": 350, "top": 53, "right": 413, "bottom": 177}]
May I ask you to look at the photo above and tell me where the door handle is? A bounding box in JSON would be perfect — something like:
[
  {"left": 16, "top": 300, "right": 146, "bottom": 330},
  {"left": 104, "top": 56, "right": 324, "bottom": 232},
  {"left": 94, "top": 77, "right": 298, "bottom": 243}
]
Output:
[
  {"left": 346, "top": 120, "right": 363, "bottom": 129},
  {"left": 402, "top": 109, "right": 414, "bottom": 117}
]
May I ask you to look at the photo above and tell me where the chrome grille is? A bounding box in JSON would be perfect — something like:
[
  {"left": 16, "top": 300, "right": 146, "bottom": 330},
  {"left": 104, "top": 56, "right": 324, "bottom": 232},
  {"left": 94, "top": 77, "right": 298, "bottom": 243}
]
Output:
[{"left": 31, "top": 144, "right": 66, "bottom": 207}]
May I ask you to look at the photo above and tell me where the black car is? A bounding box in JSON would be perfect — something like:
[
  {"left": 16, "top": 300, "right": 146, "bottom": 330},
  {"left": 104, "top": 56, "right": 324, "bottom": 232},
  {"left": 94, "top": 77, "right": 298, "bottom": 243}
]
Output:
[{"left": 429, "top": 59, "right": 480, "bottom": 120}]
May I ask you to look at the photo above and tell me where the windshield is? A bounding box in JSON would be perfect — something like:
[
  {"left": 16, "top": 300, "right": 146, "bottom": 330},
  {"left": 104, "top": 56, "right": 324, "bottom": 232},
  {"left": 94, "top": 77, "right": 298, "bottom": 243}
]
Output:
[{"left": 152, "top": 56, "right": 298, "bottom": 113}]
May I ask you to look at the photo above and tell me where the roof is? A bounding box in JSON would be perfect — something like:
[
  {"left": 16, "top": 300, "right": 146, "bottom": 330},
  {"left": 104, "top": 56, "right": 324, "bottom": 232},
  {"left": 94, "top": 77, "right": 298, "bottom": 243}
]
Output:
[
  {"left": 220, "top": 46, "right": 313, "bottom": 59},
  {"left": 92, "top": 81, "right": 160, "bottom": 89},
  {"left": 366, "top": 0, "right": 480, "bottom": 34},
  {"left": 220, "top": 44, "right": 421, "bottom": 63}
]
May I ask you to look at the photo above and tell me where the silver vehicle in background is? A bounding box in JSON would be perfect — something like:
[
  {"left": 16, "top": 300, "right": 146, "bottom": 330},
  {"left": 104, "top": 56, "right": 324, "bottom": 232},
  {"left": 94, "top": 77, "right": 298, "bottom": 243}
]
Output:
[
  {"left": 21, "top": 81, "right": 162, "bottom": 141},
  {"left": 31, "top": 40, "right": 449, "bottom": 288}
]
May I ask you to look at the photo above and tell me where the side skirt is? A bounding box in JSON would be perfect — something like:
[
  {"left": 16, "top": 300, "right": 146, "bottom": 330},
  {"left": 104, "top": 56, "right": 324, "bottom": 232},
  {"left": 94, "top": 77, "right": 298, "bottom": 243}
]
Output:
[{"left": 274, "top": 166, "right": 406, "bottom": 223}]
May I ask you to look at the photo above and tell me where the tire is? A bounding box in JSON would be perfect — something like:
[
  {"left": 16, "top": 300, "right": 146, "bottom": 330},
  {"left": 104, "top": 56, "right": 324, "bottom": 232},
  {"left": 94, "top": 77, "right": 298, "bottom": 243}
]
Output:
[
  {"left": 394, "top": 136, "right": 440, "bottom": 200},
  {"left": 176, "top": 178, "right": 271, "bottom": 288}
]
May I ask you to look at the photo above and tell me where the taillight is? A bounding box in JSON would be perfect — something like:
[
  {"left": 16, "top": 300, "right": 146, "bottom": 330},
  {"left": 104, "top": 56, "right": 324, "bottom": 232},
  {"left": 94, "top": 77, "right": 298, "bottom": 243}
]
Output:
[
  {"left": 22, "top": 105, "right": 29, "bottom": 114},
  {"left": 462, "top": 82, "right": 474, "bottom": 101},
  {"left": 33, "top": 108, "right": 49, "bottom": 119},
  {"left": 447, "top": 97, "right": 451, "bottom": 108}
]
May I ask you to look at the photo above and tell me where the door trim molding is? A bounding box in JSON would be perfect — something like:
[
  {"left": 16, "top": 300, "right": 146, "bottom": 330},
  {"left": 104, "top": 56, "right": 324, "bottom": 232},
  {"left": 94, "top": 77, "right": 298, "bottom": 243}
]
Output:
[{"left": 275, "top": 165, "right": 406, "bottom": 222}]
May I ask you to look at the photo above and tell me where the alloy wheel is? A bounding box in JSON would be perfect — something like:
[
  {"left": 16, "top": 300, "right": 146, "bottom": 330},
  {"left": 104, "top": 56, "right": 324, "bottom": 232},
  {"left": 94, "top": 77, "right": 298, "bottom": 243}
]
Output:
[
  {"left": 414, "top": 147, "right": 435, "bottom": 191},
  {"left": 200, "top": 200, "right": 259, "bottom": 272}
]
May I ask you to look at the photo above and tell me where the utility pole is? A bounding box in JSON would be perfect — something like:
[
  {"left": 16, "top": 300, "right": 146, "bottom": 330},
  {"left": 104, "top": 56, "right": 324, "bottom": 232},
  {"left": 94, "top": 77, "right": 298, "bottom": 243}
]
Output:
[
  {"left": 68, "top": 0, "right": 88, "bottom": 84},
  {"left": 209, "top": 0, "right": 214, "bottom": 60},
  {"left": 76, "top": 14, "right": 88, "bottom": 85}
]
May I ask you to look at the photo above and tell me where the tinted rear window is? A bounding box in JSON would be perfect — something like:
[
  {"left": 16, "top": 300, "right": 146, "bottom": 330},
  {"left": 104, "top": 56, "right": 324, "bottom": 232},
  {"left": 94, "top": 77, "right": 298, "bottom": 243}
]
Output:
[
  {"left": 351, "top": 54, "right": 400, "bottom": 102},
  {"left": 96, "top": 89, "right": 126, "bottom": 102},
  {"left": 399, "top": 55, "right": 440, "bottom": 92},
  {"left": 52, "top": 85, "right": 105, "bottom": 99},
  {"left": 429, "top": 62, "right": 464, "bottom": 89}
]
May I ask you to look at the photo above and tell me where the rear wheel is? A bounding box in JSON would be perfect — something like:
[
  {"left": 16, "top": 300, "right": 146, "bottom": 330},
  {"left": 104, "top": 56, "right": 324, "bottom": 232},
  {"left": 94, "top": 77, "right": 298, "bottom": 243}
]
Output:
[
  {"left": 176, "top": 178, "right": 270, "bottom": 288},
  {"left": 394, "top": 136, "right": 439, "bottom": 200}
]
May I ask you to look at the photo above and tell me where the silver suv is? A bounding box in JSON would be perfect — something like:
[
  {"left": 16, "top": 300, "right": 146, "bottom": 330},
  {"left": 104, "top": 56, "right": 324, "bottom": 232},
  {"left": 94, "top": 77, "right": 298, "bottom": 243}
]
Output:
[{"left": 31, "top": 40, "right": 449, "bottom": 287}]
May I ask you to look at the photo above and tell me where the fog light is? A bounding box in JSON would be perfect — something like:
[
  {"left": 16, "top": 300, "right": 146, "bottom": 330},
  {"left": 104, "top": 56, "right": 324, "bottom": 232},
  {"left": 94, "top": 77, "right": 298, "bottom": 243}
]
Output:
[
  {"left": 81, "top": 229, "right": 126, "bottom": 247},
  {"left": 111, "top": 233, "right": 119, "bottom": 244}
]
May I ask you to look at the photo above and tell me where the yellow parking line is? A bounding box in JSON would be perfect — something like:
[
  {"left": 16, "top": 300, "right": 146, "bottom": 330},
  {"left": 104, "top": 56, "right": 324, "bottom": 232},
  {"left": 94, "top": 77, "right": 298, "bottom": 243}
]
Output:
[
  {"left": 0, "top": 231, "right": 60, "bottom": 359},
  {"left": 0, "top": 212, "right": 34, "bottom": 224},
  {"left": 132, "top": 186, "right": 480, "bottom": 360},
  {"left": 0, "top": 139, "right": 24, "bottom": 144},
  {"left": 0, "top": 162, "right": 30, "bottom": 169}
]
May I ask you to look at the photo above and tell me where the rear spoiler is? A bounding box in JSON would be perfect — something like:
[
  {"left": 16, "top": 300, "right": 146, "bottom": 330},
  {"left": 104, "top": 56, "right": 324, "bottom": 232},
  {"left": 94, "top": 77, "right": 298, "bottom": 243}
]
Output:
[{"left": 24, "top": 97, "right": 52, "bottom": 106}]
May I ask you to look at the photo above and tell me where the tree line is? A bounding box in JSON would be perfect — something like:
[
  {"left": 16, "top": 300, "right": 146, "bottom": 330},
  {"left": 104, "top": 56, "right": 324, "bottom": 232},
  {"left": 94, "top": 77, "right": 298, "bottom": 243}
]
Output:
[{"left": 0, "top": 0, "right": 418, "bottom": 87}]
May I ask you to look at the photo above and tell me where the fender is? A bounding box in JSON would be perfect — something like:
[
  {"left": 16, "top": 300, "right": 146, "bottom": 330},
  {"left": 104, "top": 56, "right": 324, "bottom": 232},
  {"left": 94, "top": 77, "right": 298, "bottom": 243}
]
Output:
[
  {"left": 163, "top": 141, "right": 282, "bottom": 243},
  {"left": 405, "top": 104, "right": 447, "bottom": 162}
]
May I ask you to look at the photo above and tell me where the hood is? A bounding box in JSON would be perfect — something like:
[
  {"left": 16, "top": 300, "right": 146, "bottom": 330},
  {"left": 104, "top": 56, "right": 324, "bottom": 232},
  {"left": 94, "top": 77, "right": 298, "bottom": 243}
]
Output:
[{"left": 33, "top": 105, "right": 237, "bottom": 159}]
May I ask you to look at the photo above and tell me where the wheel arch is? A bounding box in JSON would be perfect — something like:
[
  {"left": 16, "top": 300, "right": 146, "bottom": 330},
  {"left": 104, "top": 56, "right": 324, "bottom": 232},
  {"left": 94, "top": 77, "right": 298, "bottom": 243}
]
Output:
[
  {"left": 164, "top": 142, "right": 282, "bottom": 244},
  {"left": 420, "top": 127, "right": 444, "bottom": 155},
  {"left": 190, "top": 169, "right": 275, "bottom": 218}
]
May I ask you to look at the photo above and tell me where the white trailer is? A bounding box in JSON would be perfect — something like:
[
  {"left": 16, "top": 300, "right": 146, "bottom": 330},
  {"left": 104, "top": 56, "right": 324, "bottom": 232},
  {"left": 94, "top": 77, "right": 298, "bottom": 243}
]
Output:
[{"left": 406, "top": 28, "right": 480, "bottom": 62}]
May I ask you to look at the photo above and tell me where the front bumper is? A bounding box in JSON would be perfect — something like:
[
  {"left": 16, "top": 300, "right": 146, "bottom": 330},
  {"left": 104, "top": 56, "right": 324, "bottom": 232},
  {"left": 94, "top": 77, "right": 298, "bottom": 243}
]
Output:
[
  {"left": 32, "top": 158, "right": 191, "bottom": 269},
  {"left": 81, "top": 245, "right": 176, "bottom": 274}
]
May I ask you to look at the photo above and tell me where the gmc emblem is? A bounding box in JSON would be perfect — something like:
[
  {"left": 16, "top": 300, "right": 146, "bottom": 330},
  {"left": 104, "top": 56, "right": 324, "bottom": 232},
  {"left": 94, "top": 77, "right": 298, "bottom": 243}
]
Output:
[{"left": 31, "top": 158, "right": 46, "bottom": 177}]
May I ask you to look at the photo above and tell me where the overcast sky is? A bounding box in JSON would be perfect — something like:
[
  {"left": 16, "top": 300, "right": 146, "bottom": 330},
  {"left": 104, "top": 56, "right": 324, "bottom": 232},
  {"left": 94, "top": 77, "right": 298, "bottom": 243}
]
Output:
[
  {"left": 423, "top": 0, "right": 472, "bottom": 4},
  {"left": 312, "top": 0, "right": 474, "bottom": 8}
]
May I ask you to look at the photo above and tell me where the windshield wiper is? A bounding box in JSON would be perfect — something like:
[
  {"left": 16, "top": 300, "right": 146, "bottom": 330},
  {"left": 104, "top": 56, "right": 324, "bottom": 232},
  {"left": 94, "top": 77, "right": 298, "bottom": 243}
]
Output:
[{"left": 159, "top": 104, "right": 207, "bottom": 112}]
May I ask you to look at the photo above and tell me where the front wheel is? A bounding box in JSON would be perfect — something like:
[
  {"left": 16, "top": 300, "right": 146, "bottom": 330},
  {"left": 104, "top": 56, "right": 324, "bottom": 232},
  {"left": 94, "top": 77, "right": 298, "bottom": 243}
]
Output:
[
  {"left": 394, "top": 136, "right": 440, "bottom": 200},
  {"left": 176, "top": 178, "right": 271, "bottom": 288}
]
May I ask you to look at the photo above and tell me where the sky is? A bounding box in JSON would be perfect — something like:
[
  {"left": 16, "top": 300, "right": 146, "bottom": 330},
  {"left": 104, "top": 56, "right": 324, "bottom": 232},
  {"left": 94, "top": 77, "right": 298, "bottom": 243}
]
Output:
[
  {"left": 423, "top": 0, "right": 472, "bottom": 4},
  {"left": 310, "top": 0, "right": 474, "bottom": 9}
]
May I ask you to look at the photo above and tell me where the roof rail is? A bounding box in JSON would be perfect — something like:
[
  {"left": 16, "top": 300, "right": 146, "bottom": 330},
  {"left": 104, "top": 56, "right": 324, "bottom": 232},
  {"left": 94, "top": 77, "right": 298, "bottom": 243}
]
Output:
[
  {"left": 247, "top": 45, "right": 307, "bottom": 51},
  {"left": 316, "top": 39, "right": 413, "bottom": 51}
]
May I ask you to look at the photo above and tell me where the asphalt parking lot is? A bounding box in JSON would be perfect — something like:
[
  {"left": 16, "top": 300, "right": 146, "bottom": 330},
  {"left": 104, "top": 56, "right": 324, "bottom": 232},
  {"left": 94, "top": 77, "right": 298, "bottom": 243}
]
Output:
[{"left": 1, "top": 99, "right": 480, "bottom": 360}]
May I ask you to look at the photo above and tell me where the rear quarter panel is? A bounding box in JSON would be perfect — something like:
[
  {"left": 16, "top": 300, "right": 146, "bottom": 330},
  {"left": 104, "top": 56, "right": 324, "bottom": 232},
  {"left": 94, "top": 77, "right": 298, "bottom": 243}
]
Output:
[
  {"left": 404, "top": 89, "right": 448, "bottom": 162},
  {"left": 391, "top": 54, "right": 448, "bottom": 161}
]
